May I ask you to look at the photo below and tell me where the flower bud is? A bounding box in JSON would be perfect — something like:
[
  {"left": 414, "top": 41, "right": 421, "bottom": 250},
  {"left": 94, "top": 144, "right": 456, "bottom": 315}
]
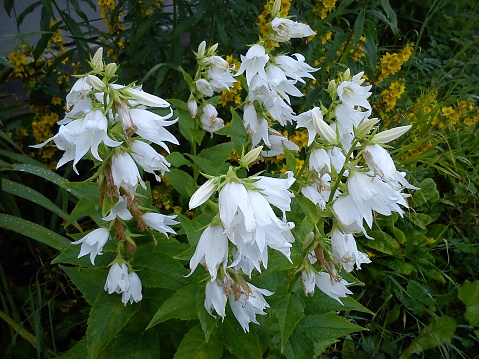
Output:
[
  {"left": 189, "top": 178, "right": 217, "bottom": 209},
  {"left": 187, "top": 97, "right": 198, "bottom": 117},
  {"left": 355, "top": 118, "right": 379, "bottom": 137},
  {"left": 86, "top": 75, "right": 105, "bottom": 91},
  {"left": 327, "top": 79, "right": 337, "bottom": 94},
  {"left": 312, "top": 109, "right": 336, "bottom": 144},
  {"left": 240, "top": 146, "right": 263, "bottom": 168},
  {"left": 271, "top": 0, "right": 281, "bottom": 17},
  {"left": 91, "top": 47, "right": 104, "bottom": 72},
  {"left": 105, "top": 62, "right": 118, "bottom": 77},
  {"left": 197, "top": 41, "right": 206, "bottom": 58},
  {"left": 195, "top": 79, "right": 214, "bottom": 97},
  {"left": 372, "top": 125, "right": 412, "bottom": 144}
]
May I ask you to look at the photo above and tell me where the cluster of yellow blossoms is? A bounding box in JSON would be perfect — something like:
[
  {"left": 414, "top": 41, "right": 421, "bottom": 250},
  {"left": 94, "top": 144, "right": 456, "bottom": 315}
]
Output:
[
  {"left": 377, "top": 43, "right": 414, "bottom": 83},
  {"left": 313, "top": 0, "right": 338, "bottom": 20},
  {"left": 377, "top": 80, "right": 406, "bottom": 114}
]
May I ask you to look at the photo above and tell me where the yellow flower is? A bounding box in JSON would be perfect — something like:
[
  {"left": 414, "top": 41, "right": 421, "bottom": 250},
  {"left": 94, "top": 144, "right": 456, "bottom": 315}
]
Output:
[
  {"left": 377, "top": 43, "right": 414, "bottom": 83},
  {"left": 379, "top": 80, "right": 405, "bottom": 112},
  {"left": 51, "top": 97, "right": 62, "bottom": 105}
]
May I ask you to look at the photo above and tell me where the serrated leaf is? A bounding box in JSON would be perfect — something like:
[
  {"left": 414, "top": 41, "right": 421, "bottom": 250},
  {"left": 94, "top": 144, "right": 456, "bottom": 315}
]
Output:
[
  {"left": 270, "top": 291, "right": 305, "bottom": 351},
  {"left": 167, "top": 152, "right": 193, "bottom": 167},
  {"left": 364, "top": 230, "right": 400, "bottom": 255},
  {"left": 147, "top": 284, "right": 200, "bottom": 329},
  {"left": 111, "top": 320, "right": 160, "bottom": 359},
  {"left": 458, "top": 280, "right": 479, "bottom": 327},
  {"left": 61, "top": 265, "right": 106, "bottom": 305},
  {"left": 174, "top": 325, "right": 223, "bottom": 359},
  {"left": 399, "top": 316, "right": 456, "bottom": 359},
  {"left": 135, "top": 252, "right": 188, "bottom": 289},
  {"left": 166, "top": 168, "right": 197, "bottom": 197},
  {"left": 87, "top": 291, "right": 140, "bottom": 359},
  {"left": 0, "top": 214, "right": 70, "bottom": 250},
  {"left": 216, "top": 316, "right": 263, "bottom": 359},
  {"left": 284, "top": 314, "right": 364, "bottom": 358}
]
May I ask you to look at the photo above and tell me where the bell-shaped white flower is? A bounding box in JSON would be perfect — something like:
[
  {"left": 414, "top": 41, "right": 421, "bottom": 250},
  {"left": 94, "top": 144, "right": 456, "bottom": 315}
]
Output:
[
  {"left": 243, "top": 102, "right": 270, "bottom": 147},
  {"left": 142, "top": 212, "right": 178, "bottom": 237},
  {"left": 102, "top": 195, "right": 132, "bottom": 221},
  {"left": 295, "top": 107, "right": 321, "bottom": 146},
  {"left": 332, "top": 195, "right": 368, "bottom": 236},
  {"left": 229, "top": 282, "right": 273, "bottom": 332},
  {"left": 337, "top": 72, "right": 372, "bottom": 111},
  {"left": 130, "top": 140, "right": 171, "bottom": 182},
  {"left": 315, "top": 272, "right": 353, "bottom": 304},
  {"left": 301, "top": 269, "right": 317, "bottom": 296},
  {"left": 253, "top": 171, "right": 295, "bottom": 218},
  {"left": 275, "top": 54, "right": 318, "bottom": 84},
  {"left": 271, "top": 17, "right": 316, "bottom": 42},
  {"left": 188, "top": 225, "right": 228, "bottom": 281},
  {"left": 111, "top": 152, "right": 145, "bottom": 195},
  {"left": 189, "top": 178, "right": 217, "bottom": 209},
  {"left": 72, "top": 227, "right": 110, "bottom": 265},
  {"left": 309, "top": 148, "right": 331, "bottom": 174},
  {"left": 196, "top": 79, "right": 214, "bottom": 97},
  {"left": 236, "top": 44, "right": 270, "bottom": 86},
  {"left": 200, "top": 104, "right": 224, "bottom": 133},
  {"left": 121, "top": 272, "right": 143, "bottom": 305},
  {"left": 130, "top": 108, "right": 179, "bottom": 153},
  {"left": 66, "top": 76, "right": 92, "bottom": 109},
  {"left": 104, "top": 262, "right": 129, "bottom": 294},
  {"left": 363, "top": 144, "right": 418, "bottom": 190},
  {"left": 261, "top": 130, "right": 299, "bottom": 157},
  {"left": 204, "top": 277, "right": 228, "bottom": 319},
  {"left": 330, "top": 228, "right": 371, "bottom": 272}
]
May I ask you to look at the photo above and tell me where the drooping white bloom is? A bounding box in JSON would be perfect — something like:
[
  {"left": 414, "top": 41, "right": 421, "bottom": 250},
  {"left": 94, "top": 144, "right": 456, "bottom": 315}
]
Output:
[
  {"left": 301, "top": 182, "right": 331, "bottom": 210},
  {"left": 66, "top": 76, "right": 92, "bottom": 109},
  {"left": 315, "top": 272, "right": 353, "bottom": 304},
  {"left": 270, "top": 17, "right": 316, "bottom": 42},
  {"left": 335, "top": 103, "right": 370, "bottom": 151},
  {"left": 261, "top": 131, "right": 299, "bottom": 157},
  {"left": 312, "top": 108, "right": 337, "bottom": 144},
  {"left": 111, "top": 152, "right": 145, "bottom": 195},
  {"left": 295, "top": 107, "right": 321, "bottom": 146},
  {"left": 102, "top": 195, "right": 133, "bottom": 221},
  {"left": 72, "top": 228, "right": 110, "bottom": 265},
  {"left": 265, "top": 64, "right": 303, "bottom": 102},
  {"left": 196, "top": 78, "right": 214, "bottom": 97},
  {"left": 188, "top": 225, "right": 228, "bottom": 281},
  {"left": 229, "top": 282, "right": 273, "bottom": 332},
  {"left": 200, "top": 104, "right": 224, "bottom": 133},
  {"left": 243, "top": 102, "right": 270, "bottom": 147},
  {"left": 253, "top": 171, "right": 295, "bottom": 218},
  {"left": 337, "top": 72, "right": 372, "bottom": 111},
  {"left": 309, "top": 148, "right": 331, "bottom": 174},
  {"left": 187, "top": 98, "right": 198, "bottom": 117},
  {"left": 347, "top": 171, "right": 409, "bottom": 228},
  {"left": 104, "top": 262, "right": 129, "bottom": 294},
  {"left": 205, "top": 56, "right": 236, "bottom": 92},
  {"left": 301, "top": 269, "right": 317, "bottom": 296},
  {"left": 332, "top": 195, "right": 368, "bottom": 235},
  {"left": 236, "top": 44, "right": 270, "bottom": 86},
  {"left": 31, "top": 109, "right": 123, "bottom": 174},
  {"left": 129, "top": 108, "right": 179, "bottom": 153},
  {"left": 275, "top": 54, "right": 318, "bottom": 84},
  {"left": 142, "top": 212, "right": 179, "bottom": 237},
  {"left": 121, "top": 272, "right": 143, "bottom": 305},
  {"left": 363, "top": 144, "right": 418, "bottom": 190},
  {"left": 330, "top": 228, "right": 371, "bottom": 272},
  {"left": 189, "top": 178, "right": 217, "bottom": 209},
  {"left": 204, "top": 277, "right": 228, "bottom": 319},
  {"left": 130, "top": 139, "right": 171, "bottom": 182}
]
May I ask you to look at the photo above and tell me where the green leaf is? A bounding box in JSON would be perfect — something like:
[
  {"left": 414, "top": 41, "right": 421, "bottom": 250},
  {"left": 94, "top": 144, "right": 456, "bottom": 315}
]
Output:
[
  {"left": 0, "top": 214, "right": 70, "bottom": 250},
  {"left": 111, "top": 320, "right": 160, "bottom": 359},
  {"left": 65, "top": 196, "right": 102, "bottom": 228},
  {"left": 186, "top": 153, "right": 229, "bottom": 177},
  {"left": 216, "top": 316, "right": 263, "bottom": 359},
  {"left": 135, "top": 252, "right": 188, "bottom": 289},
  {"left": 56, "top": 336, "right": 87, "bottom": 358},
  {"left": 147, "top": 284, "right": 200, "bottom": 329},
  {"left": 87, "top": 291, "right": 140, "bottom": 359},
  {"left": 364, "top": 230, "right": 401, "bottom": 255},
  {"left": 399, "top": 316, "right": 456, "bottom": 359},
  {"left": 167, "top": 152, "right": 193, "bottom": 167},
  {"left": 458, "top": 280, "right": 479, "bottom": 327},
  {"left": 165, "top": 169, "right": 197, "bottom": 197},
  {"left": 61, "top": 266, "right": 106, "bottom": 305},
  {"left": 304, "top": 291, "right": 374, "bottom": 316},
  {"left": 270, "top": 291, "right": 305, "bottom": 351},
  {"left": 284, "top": 314, "right": 364, "bottom": 358},
  {"left": 174, "top": 325, "right": 223, "bottom": 359},
  {"left": 410, "top": 178, "right": 439, "bottom": 207},
  {"left": 353, "top": 9, "right": 365, "bottom": 45},
  {"left": 407, "top": 212, "right": 432, "bottom": 229}
]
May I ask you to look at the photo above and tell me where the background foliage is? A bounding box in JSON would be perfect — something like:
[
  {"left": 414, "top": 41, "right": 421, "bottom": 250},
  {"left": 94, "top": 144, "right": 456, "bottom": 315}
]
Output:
[{"left": 0, "top": 0, "right": 478, "bottom": 358}]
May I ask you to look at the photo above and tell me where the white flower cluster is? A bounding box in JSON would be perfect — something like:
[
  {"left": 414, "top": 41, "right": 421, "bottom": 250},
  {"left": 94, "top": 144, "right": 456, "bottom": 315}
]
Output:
[
  {"left": 188, "top": 165, "right": 295, "bottom": 331},
  {"left": 189, "top": 41, "right": 237, "bottom": 133},
  {"left": 32, "top": 48, "right": 180, "bottom": 305},
  {"left": 298, "top": 70, "right": 416, "bottom": 303}
]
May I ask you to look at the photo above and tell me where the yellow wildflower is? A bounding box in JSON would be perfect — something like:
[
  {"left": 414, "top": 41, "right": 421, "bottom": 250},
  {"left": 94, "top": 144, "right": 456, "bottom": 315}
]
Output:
[{"left": 377, "top": 43, "right": 414, "bottom": 83}]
